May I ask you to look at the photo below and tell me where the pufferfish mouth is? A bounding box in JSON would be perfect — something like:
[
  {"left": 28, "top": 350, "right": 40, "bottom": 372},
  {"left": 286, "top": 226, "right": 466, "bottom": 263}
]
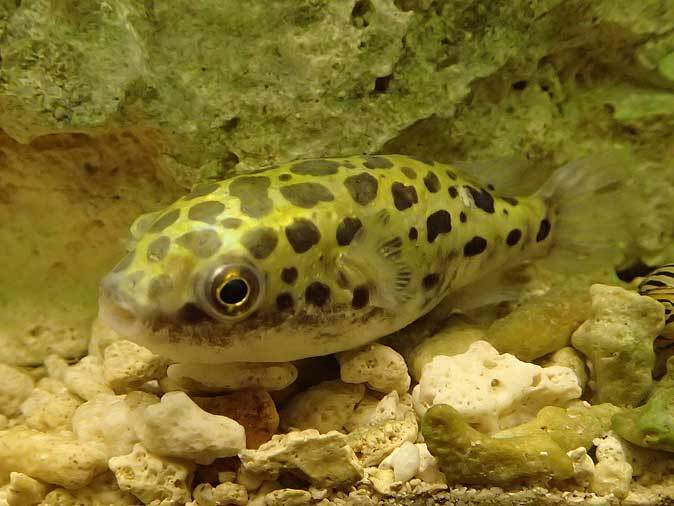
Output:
[{"left": 98, "top": 284, "right": 146, "bottom": 338}]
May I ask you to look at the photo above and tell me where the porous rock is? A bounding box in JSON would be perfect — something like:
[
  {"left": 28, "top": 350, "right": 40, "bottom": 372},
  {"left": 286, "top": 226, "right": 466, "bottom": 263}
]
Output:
[
  {"left": 72, "top": 391, "right": 159, "bottom": 459},
  {"left": 338, "top": 343, "right": 411, "bottom": 395},
  {"left": 571, "top": 284, "right": 664, "bottom": 407},
  {"left": 591, "top": 432, "right": 633, "bottom": 499},
  {"left": 347, "top": 403, "right": 418, "bottom": 467},
  {"left": 20, "top": 378, "right": 82, "bottom": 431},
  {"left": 279, "top": 380, "right": 365, "bottom": 433},
  {"left": 109, "top": 443, "right": 194, "bottom": 506},
  {"left": 413, "top": 340, "right": 581, "bottom": 433},
  {"left": 5, "top": 472, "right": 49, "bottom": 506},
  {"left": 239, "top": 429, "right": 363, "bottom": 488},
  {"left": 0, "top": 426, "right": 108, "bottom": 489},
  {"left": 189, "top": 482, "right": 248, "bottom": 506},
  {"left": 0, "top": 363, "right": 34, "bottom": 418},
  {"left": 137, "top": 391, "right": 246, "bottom": 464},
  {"left": 103, "top": 340, "right": 169, "bottom": 392},
  {"left": 63, "top": 355, "right": 114, "bottom": 401}
]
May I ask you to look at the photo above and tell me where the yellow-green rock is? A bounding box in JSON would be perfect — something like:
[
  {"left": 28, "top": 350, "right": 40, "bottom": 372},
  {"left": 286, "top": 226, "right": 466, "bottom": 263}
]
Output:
[
  {"left": 422, "top": 404, "right": 574, "bottom": 485},
  {"left": 495, "top": 404, "right": 622, "bottom": 452}
]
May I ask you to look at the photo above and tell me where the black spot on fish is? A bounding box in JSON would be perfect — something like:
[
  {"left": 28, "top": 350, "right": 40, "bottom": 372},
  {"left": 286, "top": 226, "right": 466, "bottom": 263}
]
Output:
[
  {"left": 280, "top": 182, "right": 335, "bottom": 208},
  {"left": 112, "top": 251, "right": 135, "bottom": 272},
  {"left": 446, "top": 170, "right": 457, "bottom": 180},
  {"left": 221, "top": 217, "right": 243, "bottom": 229},
  {"left": 229, "top": 176, "right": 273, "bottom": 218},
  {"left": 487, "top": 183, "right": 495, "bottom": 191},
  {"left": 401, "top": 167, "right": 417, "bottom": 179},
  {"left": 423, "top": 171, "right": 440, "bottom": 193},
  {"left": 344, "top": 172, "right": 378, "bottom": 205},
  {"left": 426, "top": 210, "right": 452, "bottom": 243},
  {"left": 506, "top": 229, "right": 522, "bottom": 246},
  {"left": 281, "top": 267, "right": 298, "bottom": 284},
  {"left": 464, "top": 236, "right": 488, "bottom": 256},
  {"left": 184, "top": 182, "right": 220, "bottom": 201},
  {"left": 503, "top": 209, "right": 509, "bottom": 216},
  {"left": 148, "top": 274, "right": 174, "bottom": 299},
  {"left": 448, "top": 186, "right": 458, "bottom": 199},
  {"left": 149, "top": 209, "right": 180, "bottom": 233},
  {"left": 408, "top": 227, "right": 418, "bottom": 240},
  {"left": 147, "top": 236, "right": 171, "bottom": 262},
  {"left": 422, "top": 273, "right": 440, "bottom": 290},
  {"left": 188, "top": 201, "right": 225, "bottom": 224},
  {"left": 241, "top": 227, "right": 278, "bottom": 260},
  {"left": 351, "top": 285, "right": 369, "bottom": 309},
  {"left": 279, "top": 173, "right": 292, "bottom": 181},
  {"left": 363, "top": 156, "right": 394, "bottom": 169},
  {"left": 276, "top": 292, "right": 294, "bottom": 311},
  {"left": 178, "top": 303, "right": 210, "bottom": 323},
  {"left": 465, "top": 186, "right": 495, "bottom": 213},
  {"left": 336, "top": 217, "right": 362, "bottom": 246},
  {"left": 290, "top": 159, "right": 340, "bottom": 176},
  {"left": 536, "top": 218, "right": 551, "bottom": 242},
  {"left": 285, "top": 218, "right": 321, "bottom": 253},
  {"left": 460, "top": 212, "right": 467, "bottom": 223},
  {"left": 502, "top": 196, "right": 519, "bottom": 206},
  {"left": 305, "top": 282, "right": 330, "bottom": 306},
  {"left": 176, "top": 229, "right": 222, "bottom": 258},
  {"left": 391, "top": 182, "right": 418, "bottom": 211}
]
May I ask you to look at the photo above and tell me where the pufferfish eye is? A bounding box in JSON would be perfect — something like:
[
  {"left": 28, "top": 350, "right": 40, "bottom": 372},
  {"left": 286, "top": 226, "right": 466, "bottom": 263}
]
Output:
[{"left": 203, "top": 264, "right": 263, "bottom": 319}]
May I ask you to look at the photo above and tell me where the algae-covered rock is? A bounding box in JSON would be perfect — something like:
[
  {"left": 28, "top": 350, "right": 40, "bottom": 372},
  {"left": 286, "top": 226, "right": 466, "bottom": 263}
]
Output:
[
  {"left": 422, "top": 404, "right": 575, "bottom": 485},
  {"left": 613, "top": 357, "right": 674, "bottom": 452},
  {"left": 485, "top": 282, "right": 592, "bottom": 362},
  {"left": 495, "top": 403, "right": 622, "bottom": 452},
  {"left": 571, "top": 284, "right": 664, "bottom": 407}
]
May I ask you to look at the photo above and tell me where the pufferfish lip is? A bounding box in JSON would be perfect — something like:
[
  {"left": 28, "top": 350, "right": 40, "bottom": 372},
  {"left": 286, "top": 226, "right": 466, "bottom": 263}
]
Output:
[{"left": 98, "top": 280, "right": 145, "bottom": 338}]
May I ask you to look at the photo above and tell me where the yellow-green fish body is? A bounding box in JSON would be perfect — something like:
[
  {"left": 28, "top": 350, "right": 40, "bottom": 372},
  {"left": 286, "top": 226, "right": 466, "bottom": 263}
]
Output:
[
  {"left": 99, "top": 155, "right": 608, "bottom": 363},
  {"left": 639, "top": 264, "right": 674, "bottom": 339}
]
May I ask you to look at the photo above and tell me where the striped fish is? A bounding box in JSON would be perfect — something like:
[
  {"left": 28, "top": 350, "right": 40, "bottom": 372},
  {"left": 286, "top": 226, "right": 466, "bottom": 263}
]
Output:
[{"left": 639, "top": 264, "right": 674, "bottom": 339}]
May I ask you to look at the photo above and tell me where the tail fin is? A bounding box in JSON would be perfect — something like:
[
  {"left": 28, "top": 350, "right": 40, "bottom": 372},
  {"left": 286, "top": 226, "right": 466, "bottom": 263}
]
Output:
[{"left": 536, "top": 153, "right": 635, "bottom": 273}]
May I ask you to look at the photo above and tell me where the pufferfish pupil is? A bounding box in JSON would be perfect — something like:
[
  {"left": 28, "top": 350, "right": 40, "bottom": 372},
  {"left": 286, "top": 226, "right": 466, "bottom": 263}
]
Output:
[
  {"left": 218, "top": 278, "right": 249, "bottom": 306},
  {"left": 98, "top": 154, "right": 631, "bottom": 364}
]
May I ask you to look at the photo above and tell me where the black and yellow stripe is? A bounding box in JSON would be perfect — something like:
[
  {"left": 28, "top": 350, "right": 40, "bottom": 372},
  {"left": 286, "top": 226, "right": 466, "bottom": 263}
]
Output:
[{"left": 639, "top": 264, "right": 674, "bottom": 339}]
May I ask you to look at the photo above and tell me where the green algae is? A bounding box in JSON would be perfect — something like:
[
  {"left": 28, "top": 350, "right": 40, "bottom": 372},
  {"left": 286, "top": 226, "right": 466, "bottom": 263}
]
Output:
[
  {"left": 422, "top": 404, "right": 574, "bottom": 485},
  {"left": 495, "top": 404, "right": 622, "bottom": 452},
  {"left": 613, "top": 357, "right": 674, "bottom": 452}
]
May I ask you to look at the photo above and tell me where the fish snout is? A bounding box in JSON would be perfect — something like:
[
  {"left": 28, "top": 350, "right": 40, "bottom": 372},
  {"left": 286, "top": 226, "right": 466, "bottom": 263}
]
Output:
[{"left": 98, "top": 274, "right": 145, "bottom": 338}]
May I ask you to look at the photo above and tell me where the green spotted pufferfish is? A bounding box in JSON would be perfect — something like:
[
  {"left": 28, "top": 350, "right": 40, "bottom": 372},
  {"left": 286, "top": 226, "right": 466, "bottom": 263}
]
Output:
[{"left": 99, "top": 154, "right": 628, "bottom": 363}]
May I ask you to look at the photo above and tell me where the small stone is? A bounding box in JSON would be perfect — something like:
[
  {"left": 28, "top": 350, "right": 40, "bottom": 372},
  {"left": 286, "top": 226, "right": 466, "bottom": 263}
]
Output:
[
  {"left": 239, "top": 430, "right": 363, "bottom": 488},
  {"left": 104, "top": 340, "right": 169, "bottom": 392},
  {"left": 63, "top": 355, "right": 114, "bottom": 400},
  {"left": 20, "top": 378, "right": 82, "bottom": 432},
  {"left": 0, "top": 363, "right": 34, "bottom": 417},
  {"left": 192, "top": 482, "right": 248, "bottom": 506},
  {"left": 338, "top": 343, "right": 411, "bottom": 395},
  {"left": 264, "top": 488, "right": 312, "bottom": 506},
  {"left": 109, "top": 444, "right": 195, "bottom": 506},
  {"left": 6, "top": 472, "right": 49, "bottom": 506},
  {"left": 137, "top": 391, "right": 246, "bottom": 464},
  {"left": 0, "top": 426, "right": 108, "bottom": 489},
  {"left": 280, "top": 380, "right": 365, "bottom": 433}
]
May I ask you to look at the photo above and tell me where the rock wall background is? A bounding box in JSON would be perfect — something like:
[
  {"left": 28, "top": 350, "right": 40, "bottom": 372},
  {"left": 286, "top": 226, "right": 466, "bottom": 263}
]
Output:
[{"left": 1, "top": 0, "right": 674, "bottom": 366}]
